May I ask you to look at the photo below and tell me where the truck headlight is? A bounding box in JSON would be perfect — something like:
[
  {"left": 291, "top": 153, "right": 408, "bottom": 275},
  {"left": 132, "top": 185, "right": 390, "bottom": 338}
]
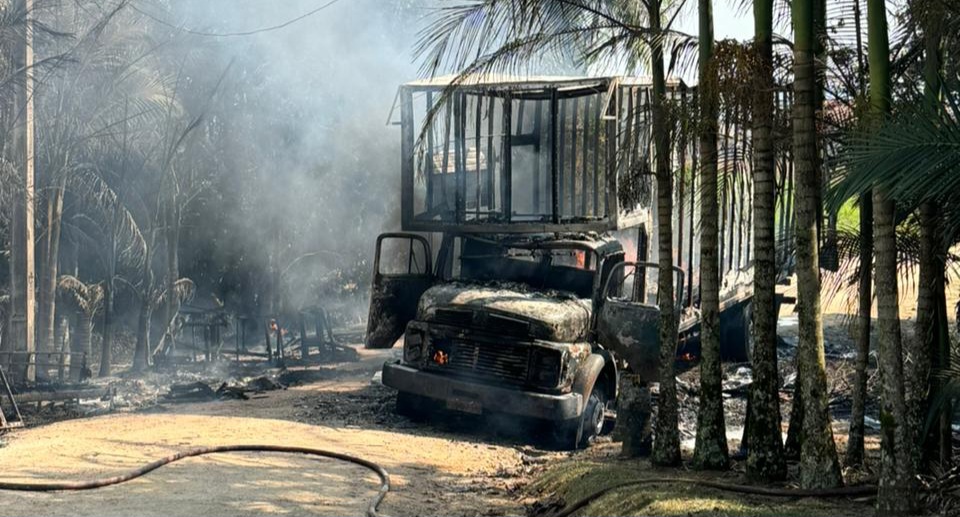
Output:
[
  {"left": 403, "top": 330, "right": 425, "bottom": 364},
  {"left": 530, "top": 348, "right": 562, "bottom": 388}
]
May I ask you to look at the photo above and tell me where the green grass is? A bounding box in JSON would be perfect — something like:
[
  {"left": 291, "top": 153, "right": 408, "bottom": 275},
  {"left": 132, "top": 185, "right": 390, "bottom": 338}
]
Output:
[{"left": 527, "top": 458, "right": 874, "bottom": 517}]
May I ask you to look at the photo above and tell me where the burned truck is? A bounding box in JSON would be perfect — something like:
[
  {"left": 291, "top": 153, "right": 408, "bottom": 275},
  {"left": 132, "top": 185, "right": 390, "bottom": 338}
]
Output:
[{"left": 366, "top": 76, "right": 754, "bottom": 449}]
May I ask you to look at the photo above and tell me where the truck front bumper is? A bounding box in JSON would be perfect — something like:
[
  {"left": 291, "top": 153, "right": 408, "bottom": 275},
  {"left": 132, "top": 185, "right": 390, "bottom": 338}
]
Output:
[{"left": 382, "top": 361, "right": 582, "bottom": 421}]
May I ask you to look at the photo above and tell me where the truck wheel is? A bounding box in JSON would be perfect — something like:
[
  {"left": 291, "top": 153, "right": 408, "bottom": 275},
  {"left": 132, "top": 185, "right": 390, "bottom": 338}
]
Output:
[
  {"left": 552, "top": 390, "right": 604, "bottom": 450},
  {"left": 395, "top": 392, "right": 430, "bottom": 422}
]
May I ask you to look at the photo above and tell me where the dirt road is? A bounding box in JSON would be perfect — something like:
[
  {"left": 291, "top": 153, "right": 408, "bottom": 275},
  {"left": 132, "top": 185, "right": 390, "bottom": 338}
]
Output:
[{"left": 0, "top": 349, "right": 551, "bottom": 517}]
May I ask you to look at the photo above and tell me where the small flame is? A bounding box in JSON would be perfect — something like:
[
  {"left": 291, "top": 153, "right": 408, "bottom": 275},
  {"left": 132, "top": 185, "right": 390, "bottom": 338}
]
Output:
[{"left": 433, "top": 350, "right": 449, "bottom": 366}]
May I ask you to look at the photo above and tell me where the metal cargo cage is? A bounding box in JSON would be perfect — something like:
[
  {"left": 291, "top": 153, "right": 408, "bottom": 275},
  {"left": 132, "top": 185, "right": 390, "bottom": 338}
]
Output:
[{"left": 392, "top": 75, "right": 687, "bottom": 233}]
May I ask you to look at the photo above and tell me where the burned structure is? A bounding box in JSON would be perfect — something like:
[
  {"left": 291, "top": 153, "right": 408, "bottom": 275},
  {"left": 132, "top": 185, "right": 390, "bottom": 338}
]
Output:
[{"left": 365, "top": 75, "right": 761, "bottom": 449}]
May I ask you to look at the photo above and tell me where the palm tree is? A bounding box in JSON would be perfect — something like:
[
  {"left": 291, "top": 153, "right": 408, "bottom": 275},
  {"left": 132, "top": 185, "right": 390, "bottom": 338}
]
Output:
[
  {"left": 865, "top": 0, "right": 916, "bottom": 510},
  {"left": 647, "top": 0, "right": 681, "bottom": 468},
  {"left": 914, "top": 0, "right": 949, "bottom": 471},
  {"left": 691, "top": 0, "right": 727, "bottom": 471},
  {"left": 745, "top": 0, "right": 786, "bottom": 481},
  {"left": 792, "top": 0, "right": 842, "bottom": 490},
  {"left": 57, "top": 275, "right": 104, "bottom": 381}
]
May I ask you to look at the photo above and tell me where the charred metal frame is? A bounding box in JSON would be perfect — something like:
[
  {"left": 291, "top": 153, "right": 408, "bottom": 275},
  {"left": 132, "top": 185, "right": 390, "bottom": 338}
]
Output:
[{"left": 396, "top": 76, "right": 692, "bottom": 234}]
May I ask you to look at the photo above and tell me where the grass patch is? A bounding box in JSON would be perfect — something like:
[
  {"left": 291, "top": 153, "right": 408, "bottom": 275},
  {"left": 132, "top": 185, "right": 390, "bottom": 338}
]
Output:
[{"left": 527, "top": 458, "right": 873, "bottom": 517}]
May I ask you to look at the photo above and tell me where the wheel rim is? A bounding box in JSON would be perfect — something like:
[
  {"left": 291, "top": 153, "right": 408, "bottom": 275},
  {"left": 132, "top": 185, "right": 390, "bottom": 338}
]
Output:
[{"left": 590, "top": 400, "right": 603, "bottom": 436}]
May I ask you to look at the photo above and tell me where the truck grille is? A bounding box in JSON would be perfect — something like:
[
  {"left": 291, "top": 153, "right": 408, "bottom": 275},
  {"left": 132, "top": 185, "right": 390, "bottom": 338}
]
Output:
[{"left": 431, "top": 339, "right": 531, "bottom": 385}]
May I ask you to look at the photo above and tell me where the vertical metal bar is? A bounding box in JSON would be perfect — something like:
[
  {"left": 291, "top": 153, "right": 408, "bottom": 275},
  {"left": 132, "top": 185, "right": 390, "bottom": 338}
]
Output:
[
  {"left": 400, "top": 87, "right": 415, "bottom": 228},
  {"left": 570, "top": 97, "right": 579, "bottom": 216},
  {"left": 533, "top": 100, "right": 543, "bottom": 212},
  {"left": 550, "top": 89, "right": 560, "bottom": 223},
  {"left": 581, "top": 96, "right": 590, "bottom": 216},
  {"left": 475, "top": 94, "right": 482, "bottom": 219},
  {"left": 558, "top": 98, "right": 567, "bottom": 217},
  {"left": 517, "top": 98, "right": 525, "bottom": 134},
  {"left": 440, "top": 100, "right": 452, "bottom": 214},
  {"left": 593, "top": 93, "right": 601, "bottom": 216},
  {"left": 453, "top": 93, "right": 464, "bottom": 223},
  {"left": 461, "top": 94, "right": 469, "bottom": 221},
  {"left": 426, "top": 91, "right": 435, "bottom": 208},
  {"left": 606, "top": 88, "right": 617, "bottom": 219},
  {"left": 502, "top": 94, "right": 512, "bottom": 221},
  {"left": 486, "top": 95, "right": 495, "bottom": 211}
]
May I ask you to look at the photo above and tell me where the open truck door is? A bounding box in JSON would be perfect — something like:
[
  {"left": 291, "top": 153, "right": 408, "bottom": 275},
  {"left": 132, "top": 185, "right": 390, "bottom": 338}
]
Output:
[
  {"left": 595, "top": 262, "right": 685, "bottom": 381},
  {"left": 365, "top": 233, "right": 433, "bottom": 349}
]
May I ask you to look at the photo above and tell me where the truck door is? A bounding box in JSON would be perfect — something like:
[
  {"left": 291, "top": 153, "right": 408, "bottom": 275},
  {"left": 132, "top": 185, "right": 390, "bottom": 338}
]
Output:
[
  {"left": 365, "top": 233, "right": 433, "bottom": 349},
  {"left": 595, "top": 262, "right": 684, "bottom": 381}
]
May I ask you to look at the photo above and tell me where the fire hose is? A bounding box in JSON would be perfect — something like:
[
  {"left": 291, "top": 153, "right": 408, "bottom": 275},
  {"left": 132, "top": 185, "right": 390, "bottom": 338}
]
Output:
[{"left": 0, "top": 444, "right": 391, "bottom": 517}]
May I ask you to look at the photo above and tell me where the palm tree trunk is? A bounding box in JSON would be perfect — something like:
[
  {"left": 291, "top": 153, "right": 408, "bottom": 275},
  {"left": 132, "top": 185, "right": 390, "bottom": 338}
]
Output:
[
  {"left": 846, "top": 191, "right": 872, "bottom": 466},
  {"left": 792, "top": 0, "right": 842, "bottom": 490},
  {"left": 917, "top": 5, "right": 949, "bottom": 472},
  {"left": 132, "top": 300, "right": 152, "bottom": 372},
  {"left": 868, "top": 0, "right": 917, "bottom": 511},
  {"left": 71, "top": 313, "right": 93, "bottom": 382},
  {"left": 38, "top": 177, "right": 64, "bottom": 369},
  {"left": 745, "top": 0, "right": 785, "bottom": 481},
  {"left": 649, "top": 0, "right": 680, "bottom": 468},
  {"left": 164, "top": 202, "right": 181, "bottom": 350},
  {"left": 99, "top": 282, "right": 112, "bottom": 377},
  {"left": 691, "top": 0, "right": 728, "bottom": 471}
]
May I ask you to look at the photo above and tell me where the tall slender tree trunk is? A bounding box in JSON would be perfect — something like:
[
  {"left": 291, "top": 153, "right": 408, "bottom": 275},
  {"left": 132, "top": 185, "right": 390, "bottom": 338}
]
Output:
[
  {"left": 164, "top": 202, "right": 181, "bottom": 351},
  {"left": 132, "top": 301, "right": 152, "bottom": 372},
  {"left": 868, "top": 0, "right": 917, "bottom": 511},
  {"left": 917, "top": 5, "right": 949, "bottom": 472},
  {"left": 692, "top": 0, "right": 728, "bottom": 471},
  {"left": 38, "top": 177, "right": 64, "bottom": 368},
  {"left": 846, "top": 0, "right": 871, "bottom": 467},
  {"left": 99, "top": 282, "right": 112, "bottom": 377},
  {"left": 746, "top": 0, "right": 786, "bottom": 481},
  {"left": 99, "top": 199, "right": 118, "bottom": 378},
  {"left": 649, "top": 0, "right": 680, "bottom": 467},
  {"left": 847, "top": 191, "right": 873, "bottom": 466},
  {"left": 71, "top": 313, "right": 93, "bottom": 382},
  {"left": 8, "top": 0, "right": 36, "bottom": 383},
  {"left": 793, "top": 0, "right": 842, "bottom": 490},
  {"left": 913, "top": 200, "right": 938, "bottom": 471}
]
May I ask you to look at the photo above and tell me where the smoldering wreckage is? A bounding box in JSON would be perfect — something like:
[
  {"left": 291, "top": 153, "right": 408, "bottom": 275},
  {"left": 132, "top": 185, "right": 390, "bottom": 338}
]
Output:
[{"left": 0, "top": 74, "right": 928, "bottom": 516}]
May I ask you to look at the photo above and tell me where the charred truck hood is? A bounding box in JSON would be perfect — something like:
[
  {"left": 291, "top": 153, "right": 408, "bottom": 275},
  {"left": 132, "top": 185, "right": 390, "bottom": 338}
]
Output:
[{"left": 417, "top": 283, "right": 592, "bottom": 342}]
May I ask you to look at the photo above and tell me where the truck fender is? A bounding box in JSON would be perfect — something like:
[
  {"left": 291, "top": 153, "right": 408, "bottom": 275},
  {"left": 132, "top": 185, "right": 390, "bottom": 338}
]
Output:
[{"left": 572, "top": 353, "right": 617, "bottom": 412}]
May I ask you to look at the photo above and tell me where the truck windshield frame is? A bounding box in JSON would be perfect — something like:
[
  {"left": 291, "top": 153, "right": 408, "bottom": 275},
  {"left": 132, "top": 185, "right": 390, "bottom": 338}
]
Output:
[{"left": 455, "top": 236, "right": 601, "bottom": 299}]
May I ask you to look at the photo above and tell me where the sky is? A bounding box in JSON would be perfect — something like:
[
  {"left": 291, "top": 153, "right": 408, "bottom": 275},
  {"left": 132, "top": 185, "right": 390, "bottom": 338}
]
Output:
[{"left": 678, "top": 4, "right": 755, "bottom": 41}]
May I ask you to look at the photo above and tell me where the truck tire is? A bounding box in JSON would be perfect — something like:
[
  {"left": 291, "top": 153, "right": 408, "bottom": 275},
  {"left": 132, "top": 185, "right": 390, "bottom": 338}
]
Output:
[
  {"left": 552, "top": 390, "right": 604, "bottom": 450},
  {"left": 395, "top": 392, "right": 430, "bottom": 422}
]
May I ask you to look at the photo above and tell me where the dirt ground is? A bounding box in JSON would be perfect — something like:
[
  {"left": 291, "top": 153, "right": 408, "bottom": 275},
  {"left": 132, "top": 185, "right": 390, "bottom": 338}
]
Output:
[
  {"left": 0, "top": 348, "right": 554, "bottom": 517},
  {"left": 0, "top": 274, "right": 954, "bottom": 517}
]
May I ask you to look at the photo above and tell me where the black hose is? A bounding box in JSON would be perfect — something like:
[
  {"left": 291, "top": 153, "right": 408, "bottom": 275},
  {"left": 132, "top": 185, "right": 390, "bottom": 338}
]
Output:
[
  {"left": 551, "top": 478, "right": 877, "bottom": 517},
  {"left": 0, "top": 444, "right": 391, "bottom": 517}
]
